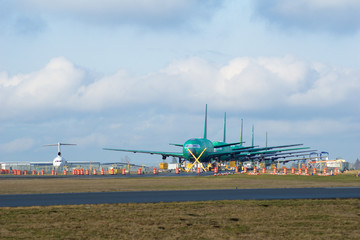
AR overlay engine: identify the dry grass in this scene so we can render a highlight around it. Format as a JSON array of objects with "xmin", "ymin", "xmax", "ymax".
[
  {"xmin": 0, "ymin": 173, "xmax": 359, "ymax": 195},
  {"xmin": 0, "ymin": 174, "xmax": 359, "ymax": 239},
  {"xmin": 0, "ymin": 199, "xmax": 359, "ymax": 239}
]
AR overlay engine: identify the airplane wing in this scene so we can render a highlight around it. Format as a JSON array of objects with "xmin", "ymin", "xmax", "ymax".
[
  {"xmin": 206, "ymin": 146, "xmax": 310, "ymax": 160},
  {"xmin": 232, "ymin": 143, "xmax": 303, "ymax": 151},
  {"xmin": 169, "ymin": 143, "xmax": 184, "ymax": 147},
  {"xmin": 235, "ymin": 146, "xmax": 310, "ymax": 157},
  {"xmin": 246, "ymin": 150, "xmax": 316, "ymax": 160},
  {"xmin": 213, "ymin": 142, "xmax": 242, "ymax": 148},
  {"xmin": 103, "ymin": 148, "xmax": 184, "ymax": 159},
  {"xmin": 263, "ymin": 150, "xmax": 316, "ymax": 158}
]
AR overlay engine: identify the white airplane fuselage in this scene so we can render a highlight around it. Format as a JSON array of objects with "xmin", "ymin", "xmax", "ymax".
[{"xmin": 53, "ymin": 155, "xmax": 66, "ymax": 167}]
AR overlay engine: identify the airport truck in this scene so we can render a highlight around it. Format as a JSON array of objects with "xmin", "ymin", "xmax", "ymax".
[{"xmin": 243, "ymin": 161, "xmax": 253, "ymax": 169}]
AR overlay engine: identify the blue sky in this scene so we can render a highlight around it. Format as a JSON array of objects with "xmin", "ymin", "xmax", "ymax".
[{"xmin": 0, "ymin": 0, "xmax": 359, "ymax": 165}]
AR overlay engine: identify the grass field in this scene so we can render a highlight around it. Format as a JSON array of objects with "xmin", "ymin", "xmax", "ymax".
[
  {"xmin": 0, "ymin": 173, "xmax": 359, "ymax": 239},
  {"xmin": 0, "ymin": 173, "xmax": 359, "ymax": 194},
  {"xmin": 1, "ymin": 199, "xmax": 359, "ymax": 239}
]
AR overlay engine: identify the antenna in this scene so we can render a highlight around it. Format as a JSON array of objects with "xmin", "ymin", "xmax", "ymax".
[
  {"xmin": 223, "ymin": 112, "xmax": 226, "ymax": 142},
  {"xmin": 203, "ymin": 104, "xmax": 207, "ymax": 139}
]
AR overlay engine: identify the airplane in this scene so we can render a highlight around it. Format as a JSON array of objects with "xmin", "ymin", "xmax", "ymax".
[
  {"xmin": 41, "ymin": 143, "xmax": 103, "ymax": 170},
  {"xmin": 104, "ymin": 105, "xmax": 311, "ymax": 171},
  {"xmin": 104, "ymin": 105, "xmax": 246, "ymax": 170},
  {"xmin": 44, "ymin": 143, "xmax": 77, "ymax": 167},
  {"xmin": 209, "ymin": 113, "xmax": 311, "ymax": 163}
]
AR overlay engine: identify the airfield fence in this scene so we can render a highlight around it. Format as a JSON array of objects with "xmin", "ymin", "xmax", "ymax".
[{"xmin": 0, "ymin": 163, "xmax": 151, "ymax": 175}]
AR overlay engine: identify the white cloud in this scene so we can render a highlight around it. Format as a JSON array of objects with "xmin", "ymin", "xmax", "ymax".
[
  {"xmin": 289, "ymin": 64, "xmax": 360, "ymax": 106},
  {"xmin": 0, "ymin": 56, "xmax": 359, "ymax": 120},
  {"xmin": 216, "ymin": 56, "xmax": 310, "ymax": 108},
  {"xmin": 253, "ymin": 0, "xmax": 360, "ymax": 33},
  {"xmin": 0, "ymin": 57, "xmax": 84, "ymax": 115}
]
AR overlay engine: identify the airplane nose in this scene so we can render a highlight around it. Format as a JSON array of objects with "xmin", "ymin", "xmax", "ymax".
[{"xmin": 188, "ymin": 148, "xmax": 197, "ymax": 158}]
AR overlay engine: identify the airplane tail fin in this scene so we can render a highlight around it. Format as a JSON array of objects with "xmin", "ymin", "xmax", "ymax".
[
  {"xmin": 240, "ymin": 119, "xmax": 243, "ymax": 146},
  {"xmin": 44, "ymin": 143, "xmax": 76, "ymax": 155},
  {"xmin": 266, "ymin": 132, "xmax": 268, "ymax": 149},
  {"xmin": 252, "ymin": 125, "xmax": 254, "ymax": 147},
  {"xmin": 223, "ymin": 112, "xmax": 226, "ymax": 142},
  {"xmin": 203, "ymin": 104, "xmax": 208, "ymax": 139}
]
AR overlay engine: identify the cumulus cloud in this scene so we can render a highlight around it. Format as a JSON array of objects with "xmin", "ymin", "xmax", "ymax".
[
  {"xmin": 0, "ymin": 57, "xmax": 84, "ymax": 115},
  {"xmin": 0, "ymin": 56, "xmax": 359, "ymax": 120},
  {"xmin": 289, "ymin": 63, "xmax": 360, "ymax": 106},
  {"xmin": 253, "ymin": 0, "xmax": 360, "ymax": 33},
  {"xmin": 13, "ymin": 0, "xmax": 221, "ymax": 28}
]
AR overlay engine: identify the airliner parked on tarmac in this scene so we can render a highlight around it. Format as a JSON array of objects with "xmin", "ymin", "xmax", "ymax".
[
  {"xmin": 43, "ymin": 143, "xmax": 76, "ymax": 167},
  {"xmin": 104, "ymin": 105, "xmax": 310, "ymax": 170}
]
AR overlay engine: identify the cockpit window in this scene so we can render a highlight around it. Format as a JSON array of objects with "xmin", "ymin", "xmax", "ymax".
[{"xmin": 185, "ymin": 144, "xmax": 200, "ymax": 148}]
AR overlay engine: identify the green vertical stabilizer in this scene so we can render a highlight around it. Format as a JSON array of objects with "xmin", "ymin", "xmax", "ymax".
[
  {"xmin": 203, "ymin": 104, "xmax": 207, "ymax": 139},
  {"xmin": 252, "ymin": 124, "xmax": 254, "ymax": 147},
  {"xmin": 223, "ymin": 112, "xmax": 226, "ymax": 142},
  {"xmin": 240, "ymin": 119, "xmax": 243, "ymax": 146}
]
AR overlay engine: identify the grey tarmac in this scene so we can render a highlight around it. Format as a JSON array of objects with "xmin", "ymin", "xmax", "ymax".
[{"xmin": 1, "ymin": 187, "xmax": 359, "ymax": 207}]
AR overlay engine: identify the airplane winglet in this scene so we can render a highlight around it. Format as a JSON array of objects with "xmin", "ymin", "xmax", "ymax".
[{"xmin": 169, "ymin": 143, "xmax": 184, "ymax": 147}]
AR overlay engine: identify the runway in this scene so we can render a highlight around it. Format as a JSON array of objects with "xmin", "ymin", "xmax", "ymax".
[{"xmin": 1, "ymin": 187, "xmax": 359, "ymax": 207}]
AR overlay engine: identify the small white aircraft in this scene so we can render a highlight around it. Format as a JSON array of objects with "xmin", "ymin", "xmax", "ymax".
[{"xmin": 44, "ymin": 143, "xmax": 76, "ymax": 167}]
